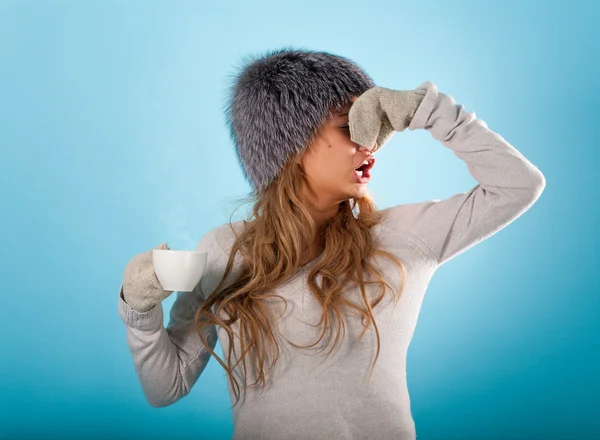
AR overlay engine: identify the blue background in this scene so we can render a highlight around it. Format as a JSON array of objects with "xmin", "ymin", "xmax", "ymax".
[{"xmin": 1, "ymin": 1, "xmax": 598, "ymax": 439}]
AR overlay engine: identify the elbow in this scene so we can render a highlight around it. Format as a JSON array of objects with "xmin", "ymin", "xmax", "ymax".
[
  {"xmin": 148, "ymin": 396, "xmax": 179, "ymax": 408},
  {"xmin": 148, "ymin": 400, "xmax": 166, "ymax": 408},
  {"xmin": 145, "ymin": 383, "xmax": 189, "ymax": 408},
  {"xmin": 513, "ymin": 168, "xmax": 545, "ymax": 212},
  {"xmin": 512, "ymin": 163, "xmax": 546, "ymax": 202},
  {"xmin": 149, "ymin": 401, "xmax": 170, "ymax": 408},
  {"xmin": 147, "ymin": 394, "xmax": 174, "ymax": 408},
  {"xmin": 497, "ymin": 168, "xmax": 546, "ymax": 214},
  {"xmin": 529, "ymin": 168, "xmax": 546, "ymax": 200}
]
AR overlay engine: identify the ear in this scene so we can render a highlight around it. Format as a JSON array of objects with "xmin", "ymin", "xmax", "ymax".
[{"xmin": 294, "ymin": 148, "xmax": 309, "ymax": 166}]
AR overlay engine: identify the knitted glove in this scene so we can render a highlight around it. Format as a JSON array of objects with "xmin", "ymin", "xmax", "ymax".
[
  {"xmin": 348, "ymin": 86, "xmax": 427, "ymax": 153},
  {"xmin": 120, "ymin": 242, "xmax": 175, "ymax": 313}
]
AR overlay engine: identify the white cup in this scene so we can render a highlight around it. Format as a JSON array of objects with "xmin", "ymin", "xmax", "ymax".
[{"xmin": 152, "ymin": 250, "xmax": 208, "ymax": 292}]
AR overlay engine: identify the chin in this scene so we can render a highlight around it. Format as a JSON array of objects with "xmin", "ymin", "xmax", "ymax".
[{"xmin": 348, "ymin": 184, "xmax": 369, "ymax": 199}]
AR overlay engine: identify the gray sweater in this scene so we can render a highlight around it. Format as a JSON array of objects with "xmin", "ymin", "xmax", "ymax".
[{"xmin": 118, "ymin": 81, "xmax": 546, "ymax": 440}]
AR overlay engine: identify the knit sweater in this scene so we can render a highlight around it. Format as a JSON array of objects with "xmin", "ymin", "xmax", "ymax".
[{"xmin": 118, "ymin": 81, "xmax": 545, "ymax": 440}]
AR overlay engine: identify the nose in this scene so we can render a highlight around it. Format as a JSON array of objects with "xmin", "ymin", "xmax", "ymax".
[{"xmin": 358, "ymin": 145, "xmax": 374, "ymax": 154}]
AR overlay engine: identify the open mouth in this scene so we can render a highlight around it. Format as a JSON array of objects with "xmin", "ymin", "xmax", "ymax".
[{"xmin": 354, "ymin": 156, "xmax": 375, "ymax": 183}]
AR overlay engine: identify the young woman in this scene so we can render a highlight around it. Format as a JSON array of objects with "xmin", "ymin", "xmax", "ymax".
[{"xmin": 118, "ymin": 47, "xmax": 546, "ymax": 440}]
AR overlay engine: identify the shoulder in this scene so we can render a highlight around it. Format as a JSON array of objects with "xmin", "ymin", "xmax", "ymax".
[
  {"xmin": 375, "ymin": 201, "xmax": 441, "ymax": 261},
  {"xmin": 378, "ymin": 200, "xmax": 442, "ymax": 227},
  {"xmin": 194, "ymin": 220, "xmax": 246, "ymax": 292},
  {"xmin": 195, "ymin": 219, "xmax": 246, "ymax": 257}
]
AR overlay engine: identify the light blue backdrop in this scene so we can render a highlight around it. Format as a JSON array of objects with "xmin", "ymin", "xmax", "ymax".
[{"xmin": 1, "ymin": 1, "xmax": 598, "ymax": 439}]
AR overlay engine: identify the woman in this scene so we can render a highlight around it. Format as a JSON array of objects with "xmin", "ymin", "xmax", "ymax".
[{"xmin": 118, "ymin": 47, "xmax": 545, "ymax": 439}]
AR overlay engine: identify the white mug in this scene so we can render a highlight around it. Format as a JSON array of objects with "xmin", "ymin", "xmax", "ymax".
[{"xmin": 152, "ymin": 250, "xmax": 208, "ymax": 292}]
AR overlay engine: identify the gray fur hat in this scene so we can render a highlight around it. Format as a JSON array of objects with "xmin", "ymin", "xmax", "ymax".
[{"xmin": 224, "ymin": 46, "xmax": 376, "ymax": 194}]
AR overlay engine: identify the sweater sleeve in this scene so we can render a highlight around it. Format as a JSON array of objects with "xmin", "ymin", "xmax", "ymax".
[
  {"xmin": 381, "ymin": 81, "xmax": 546, "ymax": 267},
  {"xmin": 117, "ymin": 231, "xmax": 220, "ymax": 407}
]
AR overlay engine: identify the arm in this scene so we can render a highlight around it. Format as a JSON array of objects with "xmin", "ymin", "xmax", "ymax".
[
  {"xmin": 381, "ymin": 81, "xmax": 546, "ymax": 266},
  {"xmin": 117, "ymin": 232, "xmax": 220, "ymax": 407}
]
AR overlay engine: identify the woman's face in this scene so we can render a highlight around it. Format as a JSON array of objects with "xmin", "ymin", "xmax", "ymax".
[{"xmin": 297, "ymin": 98, "xmax": 376, "ymax": 207}]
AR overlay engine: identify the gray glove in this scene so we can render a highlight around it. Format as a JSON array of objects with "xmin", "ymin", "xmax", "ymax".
[
  {"xmin": 348, "ymin": 86, "xmax": 427, "ymax": 153},
  {"xmin": 121, "ymin": 242, "xmax": 175, "ymax": 313}
]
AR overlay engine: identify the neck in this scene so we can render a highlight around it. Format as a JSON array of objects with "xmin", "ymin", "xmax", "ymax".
[
  {"xmin": 297, "ymin": 187, "xmax": 341, "ymax": 265},
  {"xmin": 300, "ymin": 242, "xmax": 323, "ymax": 267},
  {"xmin": 300, "ymin": 191, "xmax": 340, "ymax": 230}
]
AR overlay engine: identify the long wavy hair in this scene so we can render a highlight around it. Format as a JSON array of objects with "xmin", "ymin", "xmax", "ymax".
[{"xmin": 192, "ymin": 132, "xmax": 407, "ymax": 409}]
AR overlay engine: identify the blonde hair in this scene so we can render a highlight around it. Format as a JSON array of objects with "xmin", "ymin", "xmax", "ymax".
[{"xmin": 193, "ymin": 135, "xmax": 407, "ymax": 409}]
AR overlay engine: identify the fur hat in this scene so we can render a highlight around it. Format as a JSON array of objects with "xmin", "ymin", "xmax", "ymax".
[{"xmin": 224, "ymin": 46, "xmax": 376, "ymax": 194}]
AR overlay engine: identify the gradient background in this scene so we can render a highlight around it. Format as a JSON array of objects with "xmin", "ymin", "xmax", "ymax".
[{"xmin": 1, "ymin": 1, "xmax": 598, "ymax": 439}]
